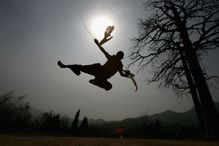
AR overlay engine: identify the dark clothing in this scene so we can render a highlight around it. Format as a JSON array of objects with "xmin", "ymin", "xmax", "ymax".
[
  {"xmin": 79, "ymin": 63, "xmax": 102, "ymax": 78},
  {"xmin": 102, "ymin": 55, "xmax": 123, "ymax": 79},
  {"xmin": 79, "ymin": 55, "xmax": 123, "ymax": 80}
]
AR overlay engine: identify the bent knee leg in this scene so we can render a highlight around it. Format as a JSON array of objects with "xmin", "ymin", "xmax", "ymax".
[
  {"xmin": 80, "ymin": 63, "xmax": 101, "ymax": 76},
  {"xmin": 105, "ymin": 82, "xmax": 112, "ymax": 91}
]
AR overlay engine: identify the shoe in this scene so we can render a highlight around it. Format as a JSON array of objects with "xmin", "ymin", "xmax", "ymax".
[
  {"xmin": 57, "ymin": 60, "xmax": 65, "ymax": 68},
  {"xmin": 70, "ymin": 65, "xmax": 81, "ymax": 76}
]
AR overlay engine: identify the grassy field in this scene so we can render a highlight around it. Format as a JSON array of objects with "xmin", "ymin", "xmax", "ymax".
[{"xmin": 0, "ymin": 134, "xmax": 219, "ymax": 146}]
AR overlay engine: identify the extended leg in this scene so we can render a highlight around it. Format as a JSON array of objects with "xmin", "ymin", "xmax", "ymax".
[
  {"xmin": 57, "ymin": 60, "xmax": 66, "ymax": 68},
  {"xmin": 57, "ymin": 60, "xmax": 81, "ymax": 76},
  {"xmin": 58, "ymin": 61, "xmax": 101, "ymax": 77},
  {"xmin": 79, "ymin": 63, "xmax": 101, "ymax": 76},
  {"xmin": 89, "ymin": 78, "xmax": 112, "ymax": 91}
]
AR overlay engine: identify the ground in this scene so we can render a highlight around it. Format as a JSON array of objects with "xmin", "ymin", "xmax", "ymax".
[{"xmin": 0, "ymin": 134, "xmax": 219, "ymax": 146}]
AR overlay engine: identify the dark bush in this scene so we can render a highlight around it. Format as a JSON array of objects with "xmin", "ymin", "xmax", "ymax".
[{"xmin": 0, "ymin": 91, "xmax": 31, "ymax": 131}]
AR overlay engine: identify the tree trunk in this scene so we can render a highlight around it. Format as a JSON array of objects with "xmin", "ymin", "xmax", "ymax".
[
  {"xmin": 179, "ymin": 48, "xmax": 209, "ymax": 138},
  {"xmin": 181, "ymin": 28, "xmax": 219, "ymax": 138},
  {"xmin": 172, "ymin": 7, "xmax": 219, "ymax": 138}
]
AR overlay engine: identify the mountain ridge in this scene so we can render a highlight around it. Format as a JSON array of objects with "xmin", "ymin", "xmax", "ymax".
[{"xmin": 89, "ymin": 102, "xmax": 219, "ymax": 127}]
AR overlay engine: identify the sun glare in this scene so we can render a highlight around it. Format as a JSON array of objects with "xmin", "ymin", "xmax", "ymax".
[{"xmin": 91, "ymin": 16, "xmax": 113, "ymax": 39}]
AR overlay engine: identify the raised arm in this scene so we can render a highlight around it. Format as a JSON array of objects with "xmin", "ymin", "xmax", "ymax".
[{"xmin": 94, "ymin": 39, "xmax": 111, "ymax": 59}]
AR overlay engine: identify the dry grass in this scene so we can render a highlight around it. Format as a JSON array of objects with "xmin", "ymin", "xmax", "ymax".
[{"xmin": 0, "ymin": 134, "xmax": 219, "ymax": 146}]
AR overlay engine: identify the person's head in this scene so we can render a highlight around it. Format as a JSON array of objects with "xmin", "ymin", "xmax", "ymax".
[{"xmin": 116, "ymin": 51, "xmax": 124, "ymax": 60}]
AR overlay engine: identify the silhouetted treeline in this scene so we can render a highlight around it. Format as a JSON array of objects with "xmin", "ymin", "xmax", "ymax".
[
  {"xmin": 0, "ymin": 91, "xmax": 209, "ymax": 138},
  {"xmin": 40, "ymin": 113, "xmax": 60, "ymax": 132},
  {"xmin": 87, "ymin": 119, "xmax": 202, "ymax": 139},
  {"xmin": 0, "ymin": 91, "xmax": 31, "ymax": 131},
  {"xmin": 38, "ymin": 109, "xmax": 88, "ymax": 135},
  {"xmin": 0, "ymin": 91, "xmax": 88, "ymax": 135}
]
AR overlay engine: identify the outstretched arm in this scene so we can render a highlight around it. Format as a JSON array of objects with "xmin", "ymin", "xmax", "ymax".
[
  {"xmin": 120, "ymin": 69, "xmax": 138, "ymax": 92},
  {"xmin": 94, "ymin": 39, "xmax": 111, "ymax": 59}
]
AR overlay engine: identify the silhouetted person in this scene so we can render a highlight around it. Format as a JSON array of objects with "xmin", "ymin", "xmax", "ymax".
[{"xmin": 57, "ymin": 39, "xmax": 130, "ymax": 90}]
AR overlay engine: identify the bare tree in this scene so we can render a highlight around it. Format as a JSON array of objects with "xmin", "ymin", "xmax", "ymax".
[
  {"xmin": 129, "ymin": 0, "xmax": 219, "ymax": 138},
  {"xmin": 0, "ymin": 91, "xmax": 31, "ymax": 130}
]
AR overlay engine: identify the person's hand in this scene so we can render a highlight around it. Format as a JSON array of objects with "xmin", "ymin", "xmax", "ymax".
[
  {"xmin": 94, "ymin": 39, "xmax": 99, "ymax": 45},
  {"xmin": 125, "ymin": 70, "xmax": 135, "ymax": 77},
  {"xmin": 125, "ymin": 70, "xmax": 130, "ymax": 74},
  {"xmin": 122, "ymin": 70, "xmax": 130, "ymax": 77}
]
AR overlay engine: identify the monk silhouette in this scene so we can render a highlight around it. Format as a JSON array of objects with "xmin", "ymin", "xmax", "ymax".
[{"xmin": 57, "ymin": 39, "xmax": 131, "ymax": 90}]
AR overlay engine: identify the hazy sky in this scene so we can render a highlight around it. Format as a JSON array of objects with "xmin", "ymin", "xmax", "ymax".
[{"xmin": 1, "ymin": 0, "xmax": 219, "ymax": 121}]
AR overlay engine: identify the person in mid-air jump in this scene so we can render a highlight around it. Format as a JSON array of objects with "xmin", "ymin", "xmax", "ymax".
[{"xmin": 57, "ymin": 38, "xmax": 131, "ymax": 90}]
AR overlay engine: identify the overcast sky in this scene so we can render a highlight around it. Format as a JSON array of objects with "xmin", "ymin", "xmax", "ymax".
[{"xmin": 1, "ymin": 0, "xmax": 219, "ymax": 121}]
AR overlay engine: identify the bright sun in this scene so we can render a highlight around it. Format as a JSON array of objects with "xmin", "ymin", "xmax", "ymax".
[{"xmin": 91, "ymin": 16, "xmax": 113, "ymax": 38}]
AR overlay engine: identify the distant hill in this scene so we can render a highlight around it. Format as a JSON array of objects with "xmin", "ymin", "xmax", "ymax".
[
  {"xmin": 89, "ymin": 102, "xmax": 219, "ymax": 129},
  {"xmin": 30, "ymin": 102, "xmax": 219, "ymax": 129},
  {"xmin": 88, "ymin": 118, "xmax": 106, "ymax": 125}
]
